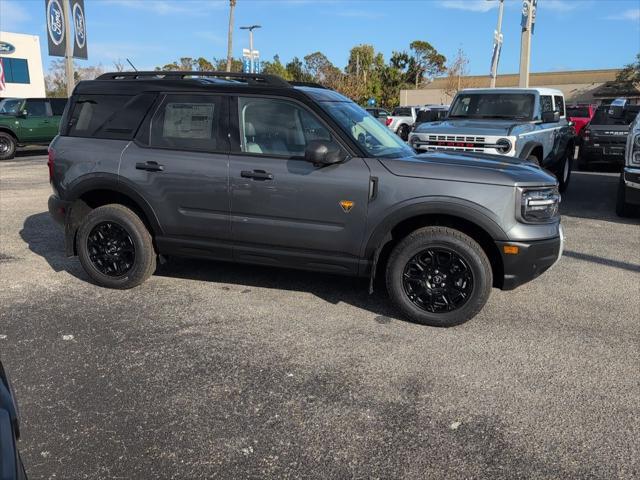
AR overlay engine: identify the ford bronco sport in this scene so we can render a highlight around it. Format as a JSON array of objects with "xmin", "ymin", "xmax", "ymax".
[
  {"xmin": 48, "ymin": 71, "xmax": 563, "ymax": 327},
  {"xmin": 0, "ymin": 97, "xmax": 67, "ymax": 160},
  {"xmin": 409, "ymin": 88, "xmax": 576, "ymax": 192}
]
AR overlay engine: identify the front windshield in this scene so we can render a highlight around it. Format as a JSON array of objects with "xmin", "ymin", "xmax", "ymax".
[
  {"xmin": 449, "ymin": 93, "xmax": 534, "ymax": 120},
  {"xmin": 0, "ymin": 99, "xmax": 22, "ymax": 115},
  {"xmin": 320, "ymin": 101, "xmax": 414, "ymax": 158}
]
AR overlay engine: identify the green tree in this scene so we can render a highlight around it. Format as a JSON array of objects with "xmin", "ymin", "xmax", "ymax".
[
  {"xmin": 617, "ymin": 53, "xmax": 640, "ymax": 84},
  {"xmin": 262, "ymin": 55, "xmax": 291, "ymax": 80},
  {"xmin": 409, "ymin": 40, "xmax": 446, "ymax": 87},
  {"xmin": 196, "ymin": 57, "xmax": 214, "ymax": 71},
  {"xmin": 285, "ymin": 57, "xmax": 312, "ymax": 82}
]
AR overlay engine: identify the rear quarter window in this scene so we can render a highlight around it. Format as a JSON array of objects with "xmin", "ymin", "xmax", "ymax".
[{"xmin": 66, "ymin": 94, "xmax": 156, "ymax": 140}]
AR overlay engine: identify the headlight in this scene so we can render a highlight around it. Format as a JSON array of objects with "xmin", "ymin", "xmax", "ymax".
[
  {"xmin": 496, "ymin": 138, "xmax": 512, "ymax": 154},
  {"xmin": 633, "ymin": 134, "xmax": 640, "ymax": 164},
  {"xmin": 634, "ymin": 134, "xmax": 640, "ymax": 149},
  {"xmin": 517, "ymin": 187, "xmax": 561, "ymax": 223}
]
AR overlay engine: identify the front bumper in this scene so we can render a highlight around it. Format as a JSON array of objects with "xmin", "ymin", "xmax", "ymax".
[
  {"xmin": 497, "ymin": 226, "xmax": 563, "ymax": 290},
  {"xmin": 622, "ymin": 167, "xmax": 640, "ymax": 206}
]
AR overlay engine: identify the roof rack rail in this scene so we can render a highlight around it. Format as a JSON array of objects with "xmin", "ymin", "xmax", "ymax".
[
  {"xmin": 289, "ymin": 81, "xmax": 327, "ymax": 89},
  {"xmin": 95, "ymin": 71, "xmax": 291, "ymax": 87}
]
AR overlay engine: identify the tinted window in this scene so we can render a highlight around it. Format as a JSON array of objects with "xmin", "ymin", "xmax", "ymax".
[
  {"xmin": 0, "ymin": 99, "xmax": 23, "ymax": 114},
  {"xmin": 567, "ymin": 107, "xmax": 590, "ymax": 118},
  {"xmin": 68, "ymin": 95, "xmax": 131, "ymax": 137},
  {"xmin": 25, "ymin": 100, "xmax": 49, "ymax": 117},
  {"xmin": 591, "ymin": 106, "xmax": 640, "ymax": 126},
  {"xmin": 449, "ymin": 93, "xmax": 534, "ymax": 120},
  {"xmin": 49, "ymin": 98, "xmax": 68, "ymax": 116},
  {"xmin": 150, "ymin": 94, "xmax": 220, "ymax": 151},
  {"xmin": 554, "ymin": 96, "xmax": 565, "ymax": 116},
  {"xmin": 392, "ymin": 107, "xmax": 412, "ymax": 117},
  {"xmin": 238, "ymin": 97, "xmax": 335, "ymax": 157},
  {"xmin": 540, "ymin": 95, "xmax": 553, "ymax": 113},
  {"xmin": 1, "ymin": 58, "xmax": 30, "ymax": 84}
]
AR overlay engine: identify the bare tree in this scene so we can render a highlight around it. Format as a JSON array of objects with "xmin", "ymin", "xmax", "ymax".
[
  {"xmin": 444, "ymin": 48, "xmax": 473, "ymax": 99},
  {"xmin": 226, "ymin": 0, "xmax": 236, "ymax": 72},
  {"xmin": 113, "ymin": 59, "xmax": 125, "ymax": 72}
]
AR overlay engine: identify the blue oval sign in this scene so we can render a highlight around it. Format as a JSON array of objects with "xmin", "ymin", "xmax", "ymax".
[
  {"xmin": 47, "ymin": 0, "xmax": 65, "ymax": 47},
  {"xmin": 73, "ymin": 3, "xmax": 86, "ymax": 49},
  {"xmin": 0, "ymin": 41, "xmax": 15, "ymax": 55}
]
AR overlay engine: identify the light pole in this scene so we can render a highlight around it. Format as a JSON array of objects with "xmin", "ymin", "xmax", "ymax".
[
  {"xmin": 240, "ymin": 24, "xmax": 261, "ymax": 73},
  {"xmin": 519, "ymin": 0, "xmax": 537, "ymax": 88},
  {"xmin": 489, "ymin": 0, "xmax": 505, "ymax": 88}
]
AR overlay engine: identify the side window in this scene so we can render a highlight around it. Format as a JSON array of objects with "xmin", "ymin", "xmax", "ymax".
[
  {"xmin": 553, "ymin": 96, "xmax": 565, "ymax": 116},
  {"xmin": 150, "ymin": 94, "xmax": 221, "ymax": 152},
  {"xmin": 49, "ymin": 98, "xmax": 68, "ymax": 116},
  {"xmin": 238, "ymin": 97, "xmax": 335, "ymax": 157},
  {"xmin": 25, "ymin": 99, "xmax": 49, "ymax": 117},
  {"xmin": 67, "ymin": 95, "xmax": 131, "ymax": 137},
  {"xmin": 540, "ymin": 95, "xmax": 553, "ymax": 114}
]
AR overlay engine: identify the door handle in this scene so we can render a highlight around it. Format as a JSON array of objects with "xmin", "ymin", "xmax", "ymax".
[
  {"xmin": 241, "ymin": 169, "xmax": 273, "ymax": 181},
  {"xmin": 135, "ymin": 161, "xmax": 164, "ymax": 172}
]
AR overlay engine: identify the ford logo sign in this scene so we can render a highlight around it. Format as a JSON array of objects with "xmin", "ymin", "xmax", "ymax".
[
  {"xmin": 73, "ymin": 2, "xmax": 86, "ymax": 49},
  {"xmin": 47, "ymin": 0, "xmax": 65, "ymax": 46},
  {"xmin": 0, "ymin": 41, "xmax": 16, "ymax": 55}
]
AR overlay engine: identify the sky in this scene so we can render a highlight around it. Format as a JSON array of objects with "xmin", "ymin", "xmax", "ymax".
[{"xmin": 1, "ymin": 0, "xmax": 639, "ymax": 75}]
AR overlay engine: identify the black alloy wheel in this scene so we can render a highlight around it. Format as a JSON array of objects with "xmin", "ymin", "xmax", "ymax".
[
  {"xmin": 402, "ymin": 247, "xmax": 474, "ymax": 313},
  {"xmin": 86, "ymin": 221, "xmax": 136, "ymax": 277}
]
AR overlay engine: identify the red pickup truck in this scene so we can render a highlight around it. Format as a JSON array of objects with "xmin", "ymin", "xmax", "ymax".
[{"xmin": 567, "ymin": 104, "xmax": 596, "ymax": 136}]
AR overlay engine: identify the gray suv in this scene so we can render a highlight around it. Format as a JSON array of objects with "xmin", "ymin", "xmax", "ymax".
[{"xmin": 48, "ymin": 71, "xmax": 563, "ymax": 327}]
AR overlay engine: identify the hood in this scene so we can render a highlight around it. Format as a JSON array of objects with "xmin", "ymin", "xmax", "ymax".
[
  {"xmin": 414, "ymin": 118, "xmax": 521, "ymax": 136},
  {"xmin": 379, "ymin": 151, "xmax": 557, "ymax": 187}
]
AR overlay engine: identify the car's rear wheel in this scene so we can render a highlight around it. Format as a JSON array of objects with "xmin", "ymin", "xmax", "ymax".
[
  {"xmin": 77, "ymin": 204, "xmax": 156, "ymax": 289},
  {"xmin": 386, "ymin": 226, "xmax": 492, "ymax": 327},
  {"xmin": 0, "ymin": 132, "xmax": 17, "ymax": 160},
  {"xmin": 397, "ymin": 124, "xmax": 410, "ymax": 141},
  {"xmin": 558, "ymin": 148, "xmax": 572, "ymax": 193},
  {"xmin": 526, "ymin": 154, "xmax": 540, "ymax": 165}
]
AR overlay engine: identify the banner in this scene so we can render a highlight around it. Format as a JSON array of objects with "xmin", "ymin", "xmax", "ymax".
[
  {"xmin": 71, "ymin": 0, "xmax": 88, "ymax": 59},
  {"xmin": 45, "ymin": 0, "xmax": 67, "ymax": 57},
  {"xmin": 0, "ymin": 59, "xmax": 5, "ymax": 93}
]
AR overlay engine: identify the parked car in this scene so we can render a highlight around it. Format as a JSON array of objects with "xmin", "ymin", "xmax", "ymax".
[
  {"xmin": 365, "ymin": 107, "xmax": 390, "ymax": 125},
  {"xmin": 386, "ymin": 106, "xmax": 420, "ymax": 140},
  {"xmin": 616, "ymin": 113, "xmax": 640, "ymax": 217},
  {"xmin": 0, "ymin": 98, "xmax": 67, "ymax": 160},
  {"xmin": 412, "ymin": 105, "xmax": 449, "ymax": 131},
  {"xmin": 48, "ymin": 71, "xmax": 563, "ymax": 327},
  {"xmin": 408, "ymin": 88, "xmax": 576, "ymax": 192},
  {"xmin": 578, "ymin": 98, "xmax": 640, "ymax": 170},
  {"xmin": 566, "ymin": 103, "xmax": 596, "ymax": 136},
  {"xmin": 0, "ymin": 360, "xmax": 27, "ymax": 480}
]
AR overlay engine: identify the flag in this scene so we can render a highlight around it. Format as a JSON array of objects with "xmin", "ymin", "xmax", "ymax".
[{"xmin": 0, "ymin": 59, "xmax": 6, "ymax": 93}]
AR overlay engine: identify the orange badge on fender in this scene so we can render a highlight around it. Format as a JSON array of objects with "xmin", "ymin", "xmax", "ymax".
[{"xmin": 339, "ymin": 200, "xmax": 354, "ymax": 213}]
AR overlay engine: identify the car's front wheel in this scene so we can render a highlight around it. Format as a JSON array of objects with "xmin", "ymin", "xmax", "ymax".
[
  {"xmin": 557, "ymin": 148, "xmax": 572, "ymax": 193},
  {"xmin": 0, "ymin": 132, "xmax": 17, "ymax": 160},
  {"xmin": 77, "ymin": 204, "xmax": 156, "ymax": 289},
  {"xmin": 386, "ymin": 226, "xmax": 493, "ymax": 327},
  {"xmin": 397, "ymin": 124, "xmax": 410, "ymax": 141},
  {"xmin": 616, "ymin": 173, "xmax": 634, "ymax": 217}
]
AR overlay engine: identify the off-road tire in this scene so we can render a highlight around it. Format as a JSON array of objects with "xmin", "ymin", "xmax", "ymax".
[
  {"xmin": 398, "ymin": 124, "xmax": 410, "ymax": 141},
  {"xmin": 557, "ymin": 148, "xmax": 572, "ymax": 193},
  {"xmin": 526, "ymin": 154, "xmax": 540, "ymax": 165},
  {"xmin": 0, "ymin": 132, "xmax": 17, "ymax": 160},
  {"xmin": 386, "ymin": 226, "xmax": 493, "ymax": 327},
  {"xmin": 77, "ymin": 204, "xmax": 156, "ymax": 289}
]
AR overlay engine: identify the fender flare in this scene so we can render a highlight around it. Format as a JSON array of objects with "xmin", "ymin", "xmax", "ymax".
[
  {"xmin": 0, "ymin": 126, "xmax": 19, "ymax": 141},
  {"xmin": 362, "ymin": 197, "xmax": 508, "ymax": 260},
  {"xmin": 65, "ymin": 173, "xmax": 164, "ymax": 236},
  {"xmin": 518, "ymin": 141, "xmax": 544, "ymax": 161}
]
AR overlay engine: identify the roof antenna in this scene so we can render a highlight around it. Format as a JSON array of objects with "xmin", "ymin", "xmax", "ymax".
[{"xmin": 126, "ymin": 58, "xmax": 138, "ymax": 72}]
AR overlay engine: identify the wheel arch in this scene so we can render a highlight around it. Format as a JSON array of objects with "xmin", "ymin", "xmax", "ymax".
[
  {"xmin": 519, "ymin": 141, "xmax": 544, "ymax": 162},
  {"xmin": 364, "ymin": 200, "xmax": 507, "ymax": 289},
  {"xmin": 64, "ymin": 175, "xmax": 163, "ymax": 255}
]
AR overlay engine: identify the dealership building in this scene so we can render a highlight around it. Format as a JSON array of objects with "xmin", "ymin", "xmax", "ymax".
[
  {"xmin": 401, "ymin": 68, "xmax": 640, "ymax": 106},
  {"xmin": 0, "ymin": 31, "xmax": 46, "ymax": 99}
]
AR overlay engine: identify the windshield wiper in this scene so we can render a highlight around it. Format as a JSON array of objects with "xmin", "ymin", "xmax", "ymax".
[{"xmin": 478, "ymin": 115, "xmax": 528, "ymax": 120}]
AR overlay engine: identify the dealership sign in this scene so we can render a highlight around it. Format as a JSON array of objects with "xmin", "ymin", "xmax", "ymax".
[
  {"xmin": 0, "ymin": 42, "xmax": 16, "ymax": 55},
  {"xmin": 44, "ymin": 0, "xmax": 88, "ymax": 59},
  {"xmin": 72, "ymin": 0, "xmax": 88, "ymax": 59}
]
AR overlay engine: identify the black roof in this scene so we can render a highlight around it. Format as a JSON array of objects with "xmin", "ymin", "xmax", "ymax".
[{"xmin": 75, "ymin": 71, "xmax": 352, "ymax": 103}]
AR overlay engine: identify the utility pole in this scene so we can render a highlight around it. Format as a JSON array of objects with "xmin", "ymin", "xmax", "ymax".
[
  {"xmin": 489, "ymin": 0, "xmax": 505, "ymax": 88},
  {"xmin": 240, "ymin": 25, "xmax": 261, "ymax": 73},
  {"xmin": 226, "ymin": 0, "xmax": 236, "ymax": 72},
  {"xmin": 62, "ymin": 0, "xmax": 74, "ymax": 96},
  {"xmin": 519, "ymin": 0, "xmax": 535, "ymax": 88}
]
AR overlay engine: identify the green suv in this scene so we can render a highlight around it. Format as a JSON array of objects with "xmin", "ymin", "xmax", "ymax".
[{"xmin": 0, "ymin": 97, "xmax": 67, "ymax": 160}]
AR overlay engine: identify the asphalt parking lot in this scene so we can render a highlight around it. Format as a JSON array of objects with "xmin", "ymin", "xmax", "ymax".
[{"xmin": 1, "ymin": 153, "xmax": 639, "ymax": 479}]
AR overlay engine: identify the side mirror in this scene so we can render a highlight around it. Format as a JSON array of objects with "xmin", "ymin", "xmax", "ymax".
[
  {"xmin": 542, "ymin": 110, "xmax": 560, "ymax": 123},
  {"xmin": 304, "ymin": 140, "xmax": 343, "ymax": 165},
  {"xmin": 18, "ymin": 110, "xmax": 28, "ymax": 118}
]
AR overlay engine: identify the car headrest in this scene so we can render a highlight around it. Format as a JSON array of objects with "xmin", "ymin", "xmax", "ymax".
[{"xmin": 244, "ymin": 121, "xmax": 256, "ymax": 137}]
